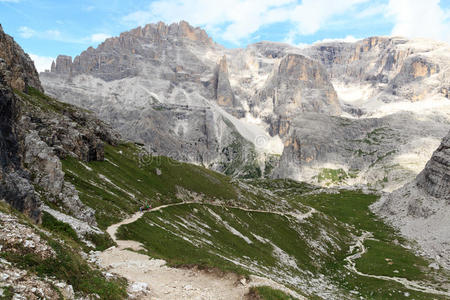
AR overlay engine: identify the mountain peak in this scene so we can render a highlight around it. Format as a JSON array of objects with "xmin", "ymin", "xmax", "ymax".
[
  {"xmin": 123, "ymin": 20, "xmax": 214, "ymax": 45},
  {"xmin": 46, "ymin": 20, "xmax": 215, "ymax": 80},
  {"xmin": 0, "ymin": 24, "xmax": 42, "ymax": 92}
]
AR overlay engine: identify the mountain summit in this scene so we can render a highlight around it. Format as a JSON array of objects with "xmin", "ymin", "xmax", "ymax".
[{"xmin": 41, "ymin": 21, "xmax": 450, "ymax": 191}]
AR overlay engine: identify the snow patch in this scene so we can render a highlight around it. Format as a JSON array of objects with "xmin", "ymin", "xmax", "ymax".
[
  {"xmin": 211, "ymin": 103, "xmax": 284, "ymax": 155},
  {"xmin": 333, "ymin": 81, "xmax": 374, "ymax": 105}
]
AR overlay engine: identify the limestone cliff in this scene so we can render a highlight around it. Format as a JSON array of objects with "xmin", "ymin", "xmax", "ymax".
[
  {"xmin": 0, "ymin": 25, "xmax": 120, "ymax": 224},
  {"xmin": 252, "ymin": 53, "xmax": 340, "ymax": 120},
  {"xmin": 0, "ymin": 71, "xmax": 41, "ymax": 222},
  {"xmin": 372, "ymin": 130, "xmax": 450, "ymax": 268},
  {"xmin": 0, "ymin": 24, "xmax": 42, "ymax": 92},
  {"xmin": 305, "ymin": 36, "xmax": 450, "ymax": 102},
  {"xmin": 416, "ymin": 131, "xmax": 450, "ymax": 199},
  {"xmin": 48, "ymin": 21, "xmax": 215, "ymax": 82},
  {"xmin": 40, "ymin": 21, "xmax": 450, "ymax": 187},
  {"xmin": 214, "ymin": 55, "xmax": 237, "ymax": 107},
  {"xmin": 0, "ymin": 25, "xmax": 42, "ymax": 222}
]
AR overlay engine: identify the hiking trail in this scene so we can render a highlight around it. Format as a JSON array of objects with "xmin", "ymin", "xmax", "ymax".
[
  {"xmin": 345, "ymin": 232, "xmax": 450, "ymax": 297},
  {"xmin": 100, "ymin": 201, "xmax": 307, "ymax": 299}
]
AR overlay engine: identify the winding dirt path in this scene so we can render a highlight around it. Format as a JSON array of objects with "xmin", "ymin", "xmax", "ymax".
[
  {"xmin": 99, "ymin": 202, "xmax": 307, "ymax": 300},
  {"xmin": 345, "ymin": 232, "xmax": 450, "ymax": 297},
  {"xmin": 102, "ymin": 201, "xmax": 448, "ymax": 298}
]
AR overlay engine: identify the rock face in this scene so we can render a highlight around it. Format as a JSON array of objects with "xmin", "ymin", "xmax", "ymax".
[
  {"xmin": 39, "ymin": 22, "xmax": 343, "ymax": 177},
  {"xmin": 0, "ymin": 31, "xmax": 41, "ymax": 222},
  {"xmin": 214, "ymin": 55, "xmax": 236, "ymax": 107},
  {"xmin": 304, "ymin": 36, "xmax": 450, "ymax": 103},
  {"xmin": 372, "ymin": 130, "xmax": 450, "ymax": 268},
  {"xmin": 0, "ymin": 25, "xmax": 119, "ymax": 224},
  {"xmin": 252, "ymin": 54, "xmax": 340, "ymax": 118},
  {"xmin": 416, "ymin": 131, "xmax": 450, "ymax": 198},
  {"xmin": 40, "ymin": 21, "xmax": 274, "ymax": 176},
  {"xmin": 51, "ymin": 55, "xmax": 73, "ymax": 74},
  {"xmin": 0, "ymin": 24, "xmax": 42, "ymax": 92},
  {"xmin": 48, "ymin": 21, "xmax": 214, "ymax": 82}
]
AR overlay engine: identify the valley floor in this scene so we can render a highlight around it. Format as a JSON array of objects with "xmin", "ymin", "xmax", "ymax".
[{"xmin": 99, "ymin": 201, "xmax": 450, "ymax": 300}]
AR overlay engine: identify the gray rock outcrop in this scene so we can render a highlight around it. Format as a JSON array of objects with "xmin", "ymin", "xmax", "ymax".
[
  {"xmin": 51, "ymin": 55, "xmax": 73, "ymax": 74},
  {"xmin": 372, "ymin": 130, "xmax": 450, "ymax": 268},
  {"xmin": 305, "ymin": 36, "xmax": 450, "ymax": 102},
  {"xmin": 0, "ymin": 28, "xmax": 41, "ymax": 222},
  {"xmin": 0, "ymin": 25, "xmax": 119, "ymax": 224},
  {"xmin": 214, "ymin": 55, "xmax": 237, "ymax": 107},
  {"xmin": 0, "ymin": 24, "xmax": 42, "ymax": 92},
  {"xmin": 252, "ymin": 53, "xmax": 340, "ymax": 118},
  {"xmin": 416, "ymin": 131, "xmax": 450, "ymax": 198}
]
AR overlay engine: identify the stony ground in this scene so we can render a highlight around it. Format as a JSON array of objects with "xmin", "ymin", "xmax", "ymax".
[{"xmin": 0, "ymin": 211, "xmax": 74, "ymax": 299}]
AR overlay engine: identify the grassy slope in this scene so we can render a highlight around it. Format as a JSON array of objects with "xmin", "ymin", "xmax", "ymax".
[
  {"xmin": 62, "ymin": 143, "xmax": 238, "ymax": 229},
  {"xmin": 248, "ymin": 286, "xmax": 298, "ymax": 300},
  {"xmin": 16, "ymin": 87, "xmax": 89, "ymax": 115},
  {"xmin": 117, "ymin": 203, "xmax": 348, "ymax": 277},
  {"xmin": 118, "ymin": 186, "xmax": 449, "ymax": 300},
  {"xmin": 294, "ymin": 190, "xmax": 449, "ymax": 299}
]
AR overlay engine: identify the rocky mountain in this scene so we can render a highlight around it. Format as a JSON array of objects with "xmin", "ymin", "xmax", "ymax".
[
  {"xmin": 0, "ymin": 23, "xmax": 136, "ymax": 299},
  {"xmin": 0, "ymin": 24, "xmax": 44, "ymax": 223},
  {"xmin": 1, "ymin": 23, "xmax": 450, "ymax": 299},
  {"xmin": 305, "ymin": 36, "xmax": 449, "ymax": 104},
  {"xmin": 416, "ymin": 131, "xmax": 450, "ymax": 199},
  {"xmin": 41, "ymin": 21, "xmax": 450, "ymax": 192},
  {"xmin": 250, "ymin": 53, "xmax": 341, "ymax": 122},
  {"xmin": 0, "ymin": 63, "xmax": 41, "ymax": 222},
  {"xmin": 0, "ymin": 25, "xmax": 42, "ymax": 92}
]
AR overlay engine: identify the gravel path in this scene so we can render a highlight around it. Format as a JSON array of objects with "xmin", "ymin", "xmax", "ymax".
[{"xmin": 100, "ymin": 202, "xmax": 307, "ymax": 300}]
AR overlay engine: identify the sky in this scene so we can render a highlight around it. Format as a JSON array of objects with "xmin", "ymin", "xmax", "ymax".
[{"xmin": 1, "ymin": 0, "xmax": 450, "ymax": 72}]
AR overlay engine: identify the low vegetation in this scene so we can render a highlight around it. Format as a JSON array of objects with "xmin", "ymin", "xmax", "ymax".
[
  {"xmin": 16, "ymin": 87, "xmax": 88, "ymax": 115},
  {"xmin": 117, "ymin": 185, "xmax": 449, "ymax": 299},
  {"xmin": 62, "ymin": 143, "xmax": 238, "ymax": 228},
  {"xmin": 247, "ymin": 286, "xmax": 298, "ymax": 300},
  {"xmin": 0, "ymin": 202, "xmax": 127, "ymax": 300}
]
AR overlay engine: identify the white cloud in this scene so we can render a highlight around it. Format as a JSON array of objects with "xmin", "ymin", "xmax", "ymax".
[
  {"xmin": 356, "ymin": 3, "xmax": 387, "ymax": 19},
  {"xmin": 288, "ymin": 0, "xmax": 369, "ymax": 35},
  {"xmin": 45, "ymin": 29, "xmax": 61, "ymax": 39},
  {"xmin": 123, "ymin": 0, "xmax": 293, "ymax": 44},
  {"xmin": 121, "ymin": 0, "xmax": 450, "ymax": 45},
  {"xmin": 386, "ymin": 0, "xmax": 450, "ymax": 42},
  {"xmin": 17, "ymin": 26, "xmax": 108, "ymax": 45},
  {"xmin": 83, "ymin": 5, "xmax": 95, "ymax": 12},
  {"xmin": 18, "ymin": 26, "xmax": 35, "ymax": 38},
  {"xmin": 122, "ymin": 0, "xmax": 369, "ymax": 44},
  {"xmin": 313, "ymin": 35, "xmax": 360, "ymax": 44},
  {"xmin": 29, "ymin": 53, "xmax": 54, "ymax": 72},
  {"xmin": 18, "ymin": 26, "xmax": 61, "ymax": 40},
  {"xmin": 90, "ymin": 33, "xmax": 111, "ymax": 43}
]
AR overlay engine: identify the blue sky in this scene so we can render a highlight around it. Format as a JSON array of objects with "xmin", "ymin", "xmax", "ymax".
[{"xmin": 1, "ymin": 0, "xmax": 449, "ymax": 71}]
